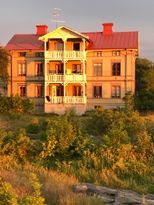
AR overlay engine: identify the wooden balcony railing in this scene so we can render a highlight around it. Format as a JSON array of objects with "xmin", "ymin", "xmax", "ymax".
[
  {"xmin": 46, "ymin": 74, "xmax": 86, "ymax": 82},
  {"xmin": 46, "ymin": 96, "xmax": 86, "ymax": 104},
  {"xmin": 45, "ymin": 51, "xmax": 86, "ymax": 60}
]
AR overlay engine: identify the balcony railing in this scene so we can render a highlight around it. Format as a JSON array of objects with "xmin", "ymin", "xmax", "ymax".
[
  {"xmin": 46, "ymin": 74, "xmax": 86, "ymax": 82},
  {"xmin": 46, "ymin": 96, "xmax": 86, "ymax": 104},
  {"xmin": 65, "ymin": 96, "xmax": 86, "ymax": 104},
  {"xmin": 45, "ymin": 51, "xmax": 86, "ymax": 60}
]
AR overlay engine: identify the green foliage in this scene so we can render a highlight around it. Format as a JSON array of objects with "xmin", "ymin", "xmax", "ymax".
[
  {"xmin": 0, "ymin": 47, "xmax": 9, "ymax": 95},
  {"xmin": 38, "ymin": 111, "xmax": 92, "ymax": 166},
  {"xmin": 0, "ymin": 173, "xmax": 46, "ymax": 205},
  {"xmin": 0, "ymin": 182, "xmax": 18, "ymax": 205},
  {"xmin": 0, "ymin": 109, "xmax": 154, "ymax": 196},
  {"xmin": 135, "ymin": 58, "xmax": 154, "ymax": 110},
  {"xmin": 0, "ymin": 129, "xmax": 34, "ymax": 162},
  {"xmin": 123, "ymin": 91, "xmax": 135, "ymax": 111},
  {"xmin": 0, "ymin": 95, "xmax": 34, "ymax": 114},
  {"xmin": 18, "ymin": 173, "xmax": 46, "ymax": 205}
]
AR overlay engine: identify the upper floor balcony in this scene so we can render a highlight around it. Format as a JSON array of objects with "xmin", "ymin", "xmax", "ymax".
[
  {"xmin": 46, "ymin": 73, "xmax": 86, "ymax": 83},
  {"xmin": 45, "ymin": 50, "xmax": 86, "ymax": 61}
]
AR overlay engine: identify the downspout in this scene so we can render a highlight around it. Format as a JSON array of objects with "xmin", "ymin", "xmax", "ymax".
[{"xmin": 124, "ymin": 49, "xmax": 127, "ymax": 95}]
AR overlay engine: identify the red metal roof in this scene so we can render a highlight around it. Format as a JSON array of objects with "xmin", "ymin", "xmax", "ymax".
[
  {"xmin": 82, "ymin": 31, "xmax": 138, "ymax": 50},
  {"xmin": 5, "ymin": 28, "xmax": 138, "ymax": 51},
  {"xmin": 5, "ymin": 34, "xmax": 44, "ymax": 50}
]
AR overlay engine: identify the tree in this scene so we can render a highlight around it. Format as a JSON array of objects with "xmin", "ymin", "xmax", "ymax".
[
  {"xmin": 0, "ymin": 47, "xmax": 9, "ymax": 95},
  {"xmin": 135, "ymin": 57, "xmax": 154, "ymax": 110}
]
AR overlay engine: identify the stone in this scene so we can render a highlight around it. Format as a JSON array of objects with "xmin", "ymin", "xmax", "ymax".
[{"xmin": 73, "ymin": 183, "xmax": 154, "ymax": 205}]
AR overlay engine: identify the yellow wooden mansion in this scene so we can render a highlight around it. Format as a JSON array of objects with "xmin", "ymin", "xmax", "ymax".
[{"xmin": 5, "ymin": 23, "xmax": 138, "ymax": 114}]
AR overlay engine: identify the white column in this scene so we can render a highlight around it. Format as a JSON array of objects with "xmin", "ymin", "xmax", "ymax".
[
  {"xmin": 63, "ymin": 40, "xmax": 66, "ymax": 75},
  {"xmin": 44, "ymin": 41, "xmax": 47, "ymax": 99},
  {"xmin": 82, "ymin": 60, "xmax": 86, "ymax": 75},
  {"xmin": 82, "ymin": 38, "xmax": 86, "ymax": 59},
  {"xmin": 63, "ymin": 39, "xmax": 66, "ymax": 103}
]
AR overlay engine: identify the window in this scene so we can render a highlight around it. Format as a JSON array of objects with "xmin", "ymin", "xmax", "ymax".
[
  {"xmin": 94, "ymin": 105, "xmax": 101, "ymax": 109},
  {"xmin": 18, "ymin": 62, "xmax": 26, "ymax": 76},
  {"xmin": 55, "ymin": 64, "xmax": 64, "ymax": 73},
  {"xmin": 111, "ymin": 86, "xmax": 121, "ymax": 98},
  {"xmin": 46, "ymin": 41, "xmax": 49, "ymax": 50},
  {"xmin": 19, "ymin": 85, "xmax": 26, "ymax": 97},
  {"xmin": 73, "ymin": 86, "xmax": 81, "ymax": 96},
  {"xmin": 112, "ymin": 62, "xmax": 121, "ymax": 76},
  {"xmin": 94, "ymin": 63, "xmax": 102, "ymax": 76},
  {"xmin": 36, "ymin": 85, "xmax": 43, "ymax": 97},
  {"xmin": 57, "ymin": 41, "xmax": 64, "ymax": 50},
  {"xmin": 94, "ymin": 51, "xmax": 102, "ymax": 57},
  {"xmin": 36, "ymin": 62, "xmax": 43, "ymax": 76},
  {"xmin": 73, "ymin": 43, "xmax": 80, "ymax": 51},
  {"xmin": 35, "ymin": 52, "xmax": 44, "ymax": 57},
  {"xmin": 112, "ymin": 50, "xmax": 120, "ymax": 56},
  {"xmin": 72, "ymin": 64, "xmax": 81, "ymax": 73},
  {"xmin": 19, "ymin": 52, "xmax": 26, "ymax": 57},
  {"xmin": 56, "ymin": 86, "xmax": 64, "ymax": 96},
  {"xmin": 93, "ymin": 86, "xmax": 102, "ymax": 98}
]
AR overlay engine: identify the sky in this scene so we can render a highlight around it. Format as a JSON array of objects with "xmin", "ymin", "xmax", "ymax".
[{"xmin": 0, "ymin": 0, "xmax": 154, "ymax": 61}]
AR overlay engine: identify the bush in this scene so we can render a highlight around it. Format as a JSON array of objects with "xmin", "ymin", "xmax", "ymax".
[
  {"xmin": 0, "ymin": 182, "xmax": 18, "ymax": 205},
  {"xmin": 0, "ymin": 95, "xmax": 34, "ymax": 114}
]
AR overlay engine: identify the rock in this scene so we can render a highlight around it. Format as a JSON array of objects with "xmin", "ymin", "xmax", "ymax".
[
  {"xmin": 73, "ymin": 183, "xmax": 154, "ymax": 205},
  {"xmin": 116, "ymin": 190, "xmax": 144, "ymax": 204},
  {"xmin": 73, "ymin": 184, "xmax": 88, "ymax": 193}
]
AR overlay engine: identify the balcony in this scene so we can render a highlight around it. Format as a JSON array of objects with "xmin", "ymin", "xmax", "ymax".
[
  {"xmin": 45, "ymin": 51, "xmax": 86, "ymax": 60},
  {"xmin": 46, "ymin": 96, "xmax": 86, "ymax": 104},
  {"xmin": 46, "ymin": 74, "xmax": 86, "ymax": 83}
]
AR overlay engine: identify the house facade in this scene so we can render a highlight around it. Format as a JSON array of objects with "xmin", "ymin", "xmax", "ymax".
[{"xmin": 5, "ymin": 23, "xmax": 138, "ymax": 114}]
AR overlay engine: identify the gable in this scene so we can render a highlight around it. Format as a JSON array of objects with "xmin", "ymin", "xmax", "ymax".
[{"xmin": 39, "ymin": 26, "xmax": 89, "ymax": 42}]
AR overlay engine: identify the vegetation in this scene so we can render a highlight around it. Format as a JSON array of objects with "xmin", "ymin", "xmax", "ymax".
[
  {"xmin": 0, "ymin": 47, "xmax": 9, "ymax": 95},
  {"xmin": 0, "ymin": 106, "xmax": 154, "ymax": 204},
  {"xmin": 135, "ymin": 57, "xmax": 154, "ymax": 111},
  {"xmin": 0, "ymin": 95, "xmax": 34, "ymax": 115}
]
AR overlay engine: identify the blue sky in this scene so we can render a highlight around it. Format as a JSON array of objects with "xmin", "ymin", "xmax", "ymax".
[{"xmin": 0, "ymin": 0, "xmax": 154, "ymax": 61}]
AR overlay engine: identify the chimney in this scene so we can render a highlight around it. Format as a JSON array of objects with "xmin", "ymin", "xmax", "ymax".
[
  {"xmin": 36, "ymin": 25, "xmax": 48, "ymax": 35},
  {"xmin": 102, "ymin": 23, "xmax": 113, "ymax": 35}
]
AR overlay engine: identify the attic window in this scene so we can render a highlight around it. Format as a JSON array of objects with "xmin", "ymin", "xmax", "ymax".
[
  {"xmin": 19, "ymin": 52, "xmax": 26, "ymax": 57},
  {"xmin": 112, "ymin": 50, "xmax": 120, "ymax": 56},
  {"xmin": 35, "ymin": 52, "xmax": 44, "ymax": 57},
  {"xmin": 94, "ymin": 51, "xmax": 102, "ymax": 57}
]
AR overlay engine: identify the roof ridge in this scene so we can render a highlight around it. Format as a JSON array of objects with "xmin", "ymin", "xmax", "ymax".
[{"xmin": 13, "ymin": 34, "xmax": 42, "ymax": 36}]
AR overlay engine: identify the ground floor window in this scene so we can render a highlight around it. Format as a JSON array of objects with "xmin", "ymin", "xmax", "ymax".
[
  {"xmin": 36, "ymin": 85, "xmax": 44, "ymax": 97},
  {"xmin": 111, "ymin": 86, "xmax": 121, "ymax": 98},
  {"xmin": 19, "ymin": 85, "xmax": 26, "ymax": 97},
  {"xmin": 93, "ymin": 86, "xmax": 102, "ymax": 98}
]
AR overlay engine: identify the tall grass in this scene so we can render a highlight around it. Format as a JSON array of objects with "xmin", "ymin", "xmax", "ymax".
[{"xmin": 0, "ymin": 156, "xmax": 103, "ymax": 205}]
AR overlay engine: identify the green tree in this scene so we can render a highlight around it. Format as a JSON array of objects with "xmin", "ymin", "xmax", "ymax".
[
  {"xmin": 135, "ymin": 58, "xmax": 154, "ymax": 110},
  {"xmin": 0, "ymin": 47, "xmax": 9, "ymax": 95}
]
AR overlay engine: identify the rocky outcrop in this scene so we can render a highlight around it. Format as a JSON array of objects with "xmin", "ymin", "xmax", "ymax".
[{"xmin": 73, "ymin": 183, "xmax": 154, "ymax": 205}]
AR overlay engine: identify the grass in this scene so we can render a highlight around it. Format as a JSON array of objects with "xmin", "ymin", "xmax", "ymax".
[{"xmin": 0, "ymin": 156, "xmax": 103, "ymax": 205}]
